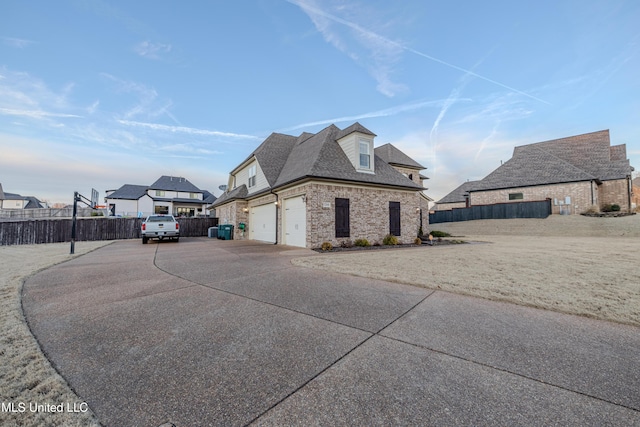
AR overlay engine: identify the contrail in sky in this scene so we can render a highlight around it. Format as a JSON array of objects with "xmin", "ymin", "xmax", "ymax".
[
  {"xmin": 289, "ymin": 0, "xmax": 550, "ymax": 105},
  {"xmin": 281, "ymin": 98, "xmax": 469, "ymax": 132}
]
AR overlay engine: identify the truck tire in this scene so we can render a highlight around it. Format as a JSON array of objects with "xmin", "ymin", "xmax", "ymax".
[{"xmin": 142, "ymin": 236, "xmax": 148, "ymax": 244}]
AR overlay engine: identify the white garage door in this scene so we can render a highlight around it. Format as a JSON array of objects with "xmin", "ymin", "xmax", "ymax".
[
  {"xmin": 284, "ymin": 196, "xmax": 307, "ymax": 248},
  {"xmin": 250, "ymin": 203, "xmax": 276, "ymax": 243}
]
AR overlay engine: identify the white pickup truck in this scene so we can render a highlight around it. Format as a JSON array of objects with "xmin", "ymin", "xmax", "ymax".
[{"xmin": 141, "ymin": 214, "xmax": 180, "ymax": 244}]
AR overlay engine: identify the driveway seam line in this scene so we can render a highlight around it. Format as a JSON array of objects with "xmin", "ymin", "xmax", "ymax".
[
  {"xmin": 380, "ymin": 334, "xmax": 640, "ymax": 413},
  {"xmin": 246, "ymin": 291, "xmax": 437, "ymax": 425}
]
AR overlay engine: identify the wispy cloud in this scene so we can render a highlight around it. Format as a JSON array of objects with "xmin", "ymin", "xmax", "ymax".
[
  {"xmin": 117, "ymin": 119, "xmax": 261, "ymax": 140},
  {"xmin": 133, "ymin": 40, "xmax": 172, "ymax": 60},
  {"xmin": 289, "ymin": 0, "xmax": 548, "ymax": 104},
  {"xmin": 101, "ymin": 73, "xmax": 171, "ymax": 120},
  {"xmin": 0, "ymin": 107, "xmax": 82, "ymax": 119},
  {"xmin": 289, "ymin": 0, "xmax": 406, "ymax": 97},
  {"xmin": 282, "ymin": 98, "xmax": 468, "ymax": 132},
  {"xmin": 1, "ymin": 37, "xmax": 35, "ymax": 48}
]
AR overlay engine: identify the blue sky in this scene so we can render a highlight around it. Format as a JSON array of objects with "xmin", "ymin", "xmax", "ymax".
[{"xmin": 1, "ymin": 0, "xmax": 638, "ymax": 204}]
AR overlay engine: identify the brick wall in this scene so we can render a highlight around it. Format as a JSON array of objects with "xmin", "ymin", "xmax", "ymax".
[
  {"xmin": 434, "ymin": 202, "xmax": 467, "ymax": 211},
  {"xmin": 302, "ymin": 182, "xmax": 425, "ymax": 247},
  {"xmin": 470, "ymin": 181, "xmax": 594, "ymax": 215},
  {"xmin": 216, "ymin": 181, "xmax": 428, "ymax": 247},
  {"xmin": 390, "ymin": 166, "xmax": 422, "ymax": 186},
  {"xmin": 599, "ymin": 179, "xmax": 631, "ymax": 211}
]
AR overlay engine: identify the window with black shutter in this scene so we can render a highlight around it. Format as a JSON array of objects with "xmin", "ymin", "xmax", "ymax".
[
  {"xmin": 335, "ymin": 198, "xmax": 350, "ymax": 238},
  {"xmin": 389, "ymin": 201, "xmax": 401, "ymax": 236}
]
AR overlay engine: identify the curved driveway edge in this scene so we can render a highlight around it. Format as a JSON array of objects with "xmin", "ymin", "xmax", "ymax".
[{"xmin": 22, "ymin": 238, "xmax": 640, "ymax": 426}]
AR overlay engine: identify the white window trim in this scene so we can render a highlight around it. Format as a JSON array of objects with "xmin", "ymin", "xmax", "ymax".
[
  {"xmin": 248, "ymin": 164, "xmax": 257, "ymax": 188},
  {"xmin": 358, "ymin": 139, "xmax": 372, "ymax": 171}
]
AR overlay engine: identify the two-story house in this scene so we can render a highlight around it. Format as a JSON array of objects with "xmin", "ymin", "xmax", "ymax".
[
  {"xmin": 212, "ymin": 122, "xmax": 430, "ymax": 248},
  {"xmin": 0, "ymin": 183, "xmax": 45, "ymax": 209},
  {"xmin": 105, "ymin": 176, "xmax": 216, "ymax": 217}
]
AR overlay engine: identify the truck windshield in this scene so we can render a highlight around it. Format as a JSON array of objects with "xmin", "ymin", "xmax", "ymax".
[{"xmin": 147, "ymin": 216, "xmax": 171, "ymax": 222}]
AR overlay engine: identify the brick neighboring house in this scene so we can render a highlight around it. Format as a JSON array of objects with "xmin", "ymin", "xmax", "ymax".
[
  {"xmin": 632, "ymin": 177, "xmax": 640, "ymax": 211},
  {"xmin": 438, "ymin": 130, "xmax": 634, "ymax": 215},
  {"xmin": 433, "ymin": 181, "xmax": 479, "ymax": 211},
  {"xmin": 0, "ymin": 183, "xmax": 45, "ymax": 209},
  {"xmin": 105, "ymin": 176, "xmax": 216, "ymax": 217},
  {"xmin": 211, "ymin": 122, "xmax": 430, "ymax": 248}
]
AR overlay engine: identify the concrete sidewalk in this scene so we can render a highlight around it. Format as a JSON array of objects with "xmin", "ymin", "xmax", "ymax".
[{"xmin": 22, "ymin": 238, "xmax": 640, "ymax": 426}]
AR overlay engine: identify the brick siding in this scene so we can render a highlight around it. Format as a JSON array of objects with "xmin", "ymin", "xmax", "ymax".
[{"xmin": 469, "ymin": 179, "xmax": 632, "ymax": 214}]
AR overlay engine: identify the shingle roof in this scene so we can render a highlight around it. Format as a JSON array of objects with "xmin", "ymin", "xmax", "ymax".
[
  {"xmin": 375, "ymin": 143, "xmax": 425, "ymax": 169},
  {"xmin": 252, "ymin": 133, "xmax": 298, "ymax": 186},
  {"xmin": 272, "ymin": 124, "xmax": 424, "ymax": 189},
  {"xmin": 212, "ymin": 184, "xmax": 248, "ymax": 206},
  {"xmin": 436, "ymin": 181, "xmax": 480, "ymax": 204},
  {"xmin": 202, "ymin": 191, "xmax": 217, "ymax": 204},
  {"xmin": 213, "ymin": 123, "xmax": 425, "ymax": 207},
  {"xmin": 471, "ymin": 130, "xmax": 632, "ymax": 192},
  {"xmin": 149, "ymin": 176, "xmax": 201, "ymax": 192},
  {"xmin": 334, "ymin": 122, "xmax": 376, "ymax": 140},
  {"xmin": 106, "ymin": 184, "xmax": 149, "ymax": 200}
]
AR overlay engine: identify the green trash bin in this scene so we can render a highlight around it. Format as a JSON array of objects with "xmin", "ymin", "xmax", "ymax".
[{"xmin": 219, "ymin": 224, "xmax": 234, "ymax": 240}]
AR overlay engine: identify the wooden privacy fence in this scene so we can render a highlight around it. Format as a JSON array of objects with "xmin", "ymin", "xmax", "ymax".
[
  {"xmin": 0, "ymin": 217, "xmax": 219, "ymax": 246},
  {"xmin": 429, "ymin": 199, "xmax": 552, "ymax": 224}
]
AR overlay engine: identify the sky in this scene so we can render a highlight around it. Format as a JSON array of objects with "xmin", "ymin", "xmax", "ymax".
[{"xmin": 1, "ymin": 0, "xmax": 639, "ymax": 205}]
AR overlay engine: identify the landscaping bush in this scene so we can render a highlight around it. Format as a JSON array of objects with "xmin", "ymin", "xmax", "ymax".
[
  {"xmin": 354, "ymin": 238, "xmax": 370, "ymax": 247},
  {"xmin": 582, "ymin": 205, "xmax": 599, "ymax": 215},
  {"xmin": 382, "ymin": 234, "xmax": 398, "ymax": 245},
  {"xmin": 320, "ymin": 241, "xmax": 333, "ymax": 251},
  {"xmin": 339, "ymin": 239, "xmax": 353, "ymax": 248},
  {"xmin": 414, "ymin": 237, "xmax": 422, "ymax": 245},
  {"xmin": 611, "ymin": 204, "xmax": 621, "ymax": 212},
  {"xmin": 601, "ymin": 204, "xmax": 613, "ymax": 212},
  {"xmin": 429, "ymin": 230, "xmax": 451, "ymax": 238}
]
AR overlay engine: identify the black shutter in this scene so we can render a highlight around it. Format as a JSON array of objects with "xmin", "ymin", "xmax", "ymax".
[
  {"xmin": 335, "ymin": 198, "xmax": 350, "ymax": 238},
  {"xmin": 389, "ymin": 201, "xmax": 401, "ymax": 236}
]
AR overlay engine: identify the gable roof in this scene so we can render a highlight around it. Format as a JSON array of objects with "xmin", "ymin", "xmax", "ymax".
[
  {"xmin": 334, "ymin": 121, "xmax": 376, "ymax": 140},
  {"xmin": 214, "ymin": 123, "xmax": 425, "ymax": 207},
  {"xmin": 211, "ymin": 184, "xmax": 248, "ymax": 206},
  {"xmin": 471, "ymin": 130, "xmax": 632, "ymax": 192},
  {"xmin": 1, "ymin": 192, "xmax": 44, "ymax": 208},
  {"xmin": 107, "ymin": 184, "xmax": 149, "ymax": 200},
  {"xmin": 436, "ymin": 181, "xmax": 480, "ymax": 204},
  {"xmin": 272, "ymin": 124, "xmax": 424, "ymax": 189},
  {"xmin": 375, "ymin": 143, "xmax": 425, "ymax": 169},
  {"xmin": 251, "ymin": 133, "xmax": 298, "ymax": 186},
  {"xmin": 149, "ymin": 176, "xmax": 201, "ymax": 193}
]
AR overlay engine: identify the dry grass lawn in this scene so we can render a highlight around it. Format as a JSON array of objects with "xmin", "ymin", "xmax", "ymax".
[
  {"xmin": 1, "ymin": 241, "xmax": 112, "ymax": 427},
  {"xmin": 293, "ymin": 216, "xmax": 640, "ymax": 327}
]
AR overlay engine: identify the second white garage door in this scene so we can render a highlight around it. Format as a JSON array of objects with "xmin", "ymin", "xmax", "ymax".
[
  {"xmin": 283, "ymin": 196, "xmax": 307, "ymax": 248},
  {"xmin": 250, "ymin": 203, "xmax": 276, "ymax": 243}
]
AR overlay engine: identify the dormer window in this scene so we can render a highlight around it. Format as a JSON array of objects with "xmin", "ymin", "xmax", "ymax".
[{"xmin": 359, "ymin": 139, "xmax": 371, "ymax": 169}]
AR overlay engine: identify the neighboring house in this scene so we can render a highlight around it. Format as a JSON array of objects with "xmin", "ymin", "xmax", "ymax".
[
  {"xmin": 444, "ymin": 130, "xmax": 634, "ymax": 215},
  {"xmin": 105, "ymin": 176, "xmax": 216, "ymax": 217},
  {"xmin": 0, "ymin": 183, "xmax": 45, "ymax": 209},
  {"xmin": 211, "ymin": 122, "xmax": 429, "ymax": 248},
  {"xmin": 434, "ymin": 181, "xmax": 479, "ymax": 211},
  {"xmin": 632, "ymin": 177, "xmax": 640, "ymax": 211}
]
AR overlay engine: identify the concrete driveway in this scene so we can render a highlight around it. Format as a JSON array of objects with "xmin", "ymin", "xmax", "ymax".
[{"xmin": 22, "ymin": 238, "xmax": 640, "ymax": 426}]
